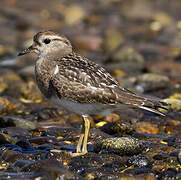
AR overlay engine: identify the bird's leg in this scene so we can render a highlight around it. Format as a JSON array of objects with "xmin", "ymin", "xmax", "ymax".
[
  {"xmin": 81, "ymin": 115, "xmax": 90, "ymax": 154},
  {"xmin": 76, "ymin": 133, "xmax": 84, "ymax": 153},
  {"xmin": 76, "ymin": 118, "xmax": 86, "ymax": 153},
  {"xmin": 72, "ymin": 115, "xmax": 90, "ymax": 157}
]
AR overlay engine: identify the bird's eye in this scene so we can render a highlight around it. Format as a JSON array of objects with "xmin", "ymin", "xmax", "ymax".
[
  {"xmin": 43, "ymin": 38, "xmax": 51, "ymax": 44},
  {"xmin": 64, "ymin": 40, "xmax": 69, "ymax": 46}
]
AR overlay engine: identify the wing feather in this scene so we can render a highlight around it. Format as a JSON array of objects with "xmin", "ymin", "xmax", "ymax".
[{"xmin": 50, "ymin": 52, "xmax": 168, "ymax": 116}]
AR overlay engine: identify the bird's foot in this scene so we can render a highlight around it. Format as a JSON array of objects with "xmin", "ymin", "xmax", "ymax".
[{"xmin": 70, "ymin": 150, "xmax": 88, "ymax": 157}]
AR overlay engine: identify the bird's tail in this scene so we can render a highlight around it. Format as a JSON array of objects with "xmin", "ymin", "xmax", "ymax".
[
  {"xmin": 137, "ymin": 100, "xmax": 168, "ymax": 116},
  {"xmin": 117, "ymin": 89, "xmax": 169, "ymax": 116}
]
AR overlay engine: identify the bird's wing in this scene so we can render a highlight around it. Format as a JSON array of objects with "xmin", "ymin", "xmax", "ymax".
[
  {"xmin": 50, "ymin": 53, "xmax": 168, "ymax": 115},
  {"xmin": 50, "ymin": 52, "xmax": 130, "ymax": 104}
]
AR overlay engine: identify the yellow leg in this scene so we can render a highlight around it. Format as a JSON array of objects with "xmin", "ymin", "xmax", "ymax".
[
  {"xmin": 72, "ymin": 115, "xmax": 90, "ymax": 157},
  {"xmin": 76, "ymin": 133, "xmax": 84, "ymax": 153},
  {"xmin": 82, "ymin": 116, "xmax": 90, "ymax": 154}
]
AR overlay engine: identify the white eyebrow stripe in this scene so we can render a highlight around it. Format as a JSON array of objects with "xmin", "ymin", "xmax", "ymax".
[{"xmin": 54, "ymin": 65, "xmax": 59, "ymax": 75}]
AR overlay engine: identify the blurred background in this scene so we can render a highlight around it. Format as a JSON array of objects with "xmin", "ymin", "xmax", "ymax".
[
  {"xmin": 0, "ymin": 0, "xmax": 181, "ymax": 97},
  {"xmin": 0, "ymin": 0, "xmax": 180, "ymax": 179}
]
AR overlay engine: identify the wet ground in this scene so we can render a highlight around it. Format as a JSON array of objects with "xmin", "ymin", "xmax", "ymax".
[{"xmin": 0, "ymin": 0, "xmax": 180, "ymax": 179}]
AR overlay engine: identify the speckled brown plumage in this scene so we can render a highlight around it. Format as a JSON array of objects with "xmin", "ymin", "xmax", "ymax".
[
  {"xmin": 19, "ymin": 30, "xmax": 167, "ymax": 116},
  {"xmin": 34, "ymin": 50, "xmax": 167, "ymax": 115}
]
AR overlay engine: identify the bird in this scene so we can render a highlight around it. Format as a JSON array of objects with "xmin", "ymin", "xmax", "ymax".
[{"xmin": 18, "ymin": 30, "xmax": 168, "ymax": 156}]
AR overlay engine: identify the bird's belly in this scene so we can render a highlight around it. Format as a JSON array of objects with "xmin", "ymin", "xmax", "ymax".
[{"xmin": 50, "ymin": 96, "xmax": 114, "ymax": 115}]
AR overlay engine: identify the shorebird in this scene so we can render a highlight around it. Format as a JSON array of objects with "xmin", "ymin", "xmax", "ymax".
[{"xmin": 18, "ymin": 30, "xmax": 167, "ymax": 156}]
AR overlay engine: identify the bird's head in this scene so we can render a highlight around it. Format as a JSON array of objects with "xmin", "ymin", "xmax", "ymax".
[{"xmin": 18, "ymin": 30, "xmax": 72, "ymax": 57}]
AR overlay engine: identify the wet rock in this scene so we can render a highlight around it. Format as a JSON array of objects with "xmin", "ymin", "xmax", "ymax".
[
  {"xmin": 1, "ymin": 149, "xmax": 22, "ymax": 163},
  {"xmin": 46, "ymin": 150, "xmax": 72, "ymax": 164},
  {"xmin": 111, "ymin": 69, "xmax": 126, "ymax": 78},
  {"xmin": 164, "ymin": 157, "xmax": 180, "ymax": 170},
  {"xmin": 104, "ymin": 28, "xmax": 124, "ymax": 52},
  {"xmin": 158, "ymin": 168, "xmax": 178, "ymax": 180},
  {"xmin": 105, "ymin": 46, "xmax": 144, "ymax": 75},
  {"xmin": 0, "ymin": 78, "xmax": 7, "ymax": 94},
  {"xmin": 150, "ymin": 61, "xmax": 181, "ymax": 76},
  {"xmin": 21, "ymin": 159, "xmax": 84, "ymax": 179},
  {"xmin": 153, "ymin": 153, "xmax": 169, "ymax": 160},
  {"xmin": 105, "ymin": 61, "xmax": 144, "ymax": 76},
  {"xmin": 69, "ymin": 153, "xmax": 128, "ymax": 178},
  {"xmin": 113, "ymin": 46, "xmax": 144, "ymax": 64},
  {"xmin": 19, "ymin": 80, "xmax": 42, "ymax": 103},
  {"xmin": 0, "ymin": 97, "xmax": 24, "ymax": 114},
  {"xmin": 82, "ymin": 166, "xmax": 121, "ymax": 180},
  {"xmin": 0, "ymin": 115, "xmax": 37, "ymax": 130},
  {"xmin": 0, "ymin": 44, "xmax": 15, "ymax": 57},
  {"xmin": 127, "ymin": 155, "xmax": 152, "ymax": 168},
  {"xmin": 135, "ymin": 122, "xmax": 159, "ymax": 134},
  {"xmin": 16, "ymin": 140, "xmax": 35, "ymax": 153},
  {"xmin": 164, "ymin": 132, "xmax": 181, "ymax": 149},
  {"xmin": 68, "ymin": 114, "xmax": 83, "ymax": 125},
  {"xmin": 29, "ymin": 136, "xmax": 60, "ymax": 145},
  {"xmin": 132, "ymin": 131, "xmax": 162, "ymax": 141},
  {"xmin": 72, "ymin": 35, "xmax": 103, "ymax": 51},
  {"xmin": 70, "ymin": 153, "xmax": 107, "ymax": 168},
  {"xmin": 165, "ymin": 119, "xmax": 181, "ymax": 134},
  {"xmin": 153, "ymin": 12, "xmax": 173, "ymax": 27},
  {"xmin": 12, "ymin": 160, "xmax": 33, "ymax": 170},
  {"xmin": 122, "ymin": 0, "xmax": 153, "ymax": 20},
  {"xmin": 90, "ymin": 128, "xmax": 112, "ymax": 142},
  {"xmin": 96, "ymin": 137, "xmax": 146, "ymax": 156},
  {"xmin": 163, "ymin": 98, "xmax": 181, "ymax": 112},
  {"xmin": 0, "ymin": 71, "xmax": 26, "ymax": 97},
  {"xmin": 45, "ymin": 127, "xmax": 80, "ymax": 141},
  {"xmin": 31, "ymin": 107, "xmax": 63, "ymax": 121},
  {"xmin": 63, "ymin": 5, "xmax": 86, "ymax": 25},
  {"xmin": 135, "ymin": 73, "xmax": 169, "ymax": 93},
  {"xmin": 2, "ymin": 149, "xmax": 48, "ymax": 164},
  {"xmin": 124, "ymin": 167, "xmax": 154, "ymax": 175},
  {"xmin": 0, "ymin": 127, "xmax": 30, "ymax": 140},
  {"xmin": 18, "ymin": 65, "xmax": 34, "ymax": 79},
  {"xmin": 0, "ymin": 132, "xmax": 16, "ymax": 144},
  {"xmin": 100, "ymin": 120, "xmax": 134, "ymax": 135}
]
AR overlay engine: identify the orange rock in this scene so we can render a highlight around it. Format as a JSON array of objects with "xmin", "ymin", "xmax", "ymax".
[{"xmin": 135, "ymin": 122, "xmax": 158, "ymax": 134}]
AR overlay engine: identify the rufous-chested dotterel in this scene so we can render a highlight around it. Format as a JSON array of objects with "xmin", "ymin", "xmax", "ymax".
[{"xmin": 18, "ymin": 30, "xmax": 168, "ymax": 156}]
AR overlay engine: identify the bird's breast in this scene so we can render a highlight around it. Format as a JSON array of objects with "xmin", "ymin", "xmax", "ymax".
[{"xmin": 35, "ymin": 60, "xmax": 54, "ymax": 98}]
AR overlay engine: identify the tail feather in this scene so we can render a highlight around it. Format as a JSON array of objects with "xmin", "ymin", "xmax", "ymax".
[
  {"xmin": 138, "ymin": 105, "xmax": 166, "ymax": 116},
  {"xmin": 117, "ymin": 88, "xmax": 169, "ymax": 116},
  {"xmin": 138, "ymin": 99, "xmax": 169, "ymax": 116}
]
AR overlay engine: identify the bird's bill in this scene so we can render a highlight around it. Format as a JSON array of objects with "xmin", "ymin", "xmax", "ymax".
[{"xmin": 18, "ymin": 45, "xmax": 34, "ymax": 56}]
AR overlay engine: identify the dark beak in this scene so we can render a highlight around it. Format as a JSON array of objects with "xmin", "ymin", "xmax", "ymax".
[{"xmin": 18, "ymin": 45, "xmax": 34, "ymax": 56}]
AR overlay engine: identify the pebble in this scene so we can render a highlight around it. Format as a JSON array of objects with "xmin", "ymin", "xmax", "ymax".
[
  {"xmin": 100, "ymin": 120, "xmax": 134, "ymax": 135},
  {"xmin": 113, "ymin": 46, "xmax": 144, "ymax": 64},
  {"xmin": 135, "ymin": 122, "xmax": 159, "ymax": 134},
  {"xmin": 0, "ymin": 115, "xmax": 37, "ymax": 130},
  {"xmin": 96, "ymin": 137, "xmax": 146, "ymax": 156},
  {"xmin": 135, "ymin": 73, "xmax": 169, "ymax": 93},
  {"xmin": 163, "ymin": 98, "xmax": 181, "ymax": 112},
  {"xmin": 64, "ymin": 5, "xmax": 86, "ymax": 25},
  {"xmin": 127, "ymin": 155, "xmax": 152, "ymax": 168}
]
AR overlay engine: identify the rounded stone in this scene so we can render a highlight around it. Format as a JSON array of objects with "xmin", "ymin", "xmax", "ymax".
[{"xmin": 98, "ymin": 137, "xmax": 146, "ymax": 156}]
